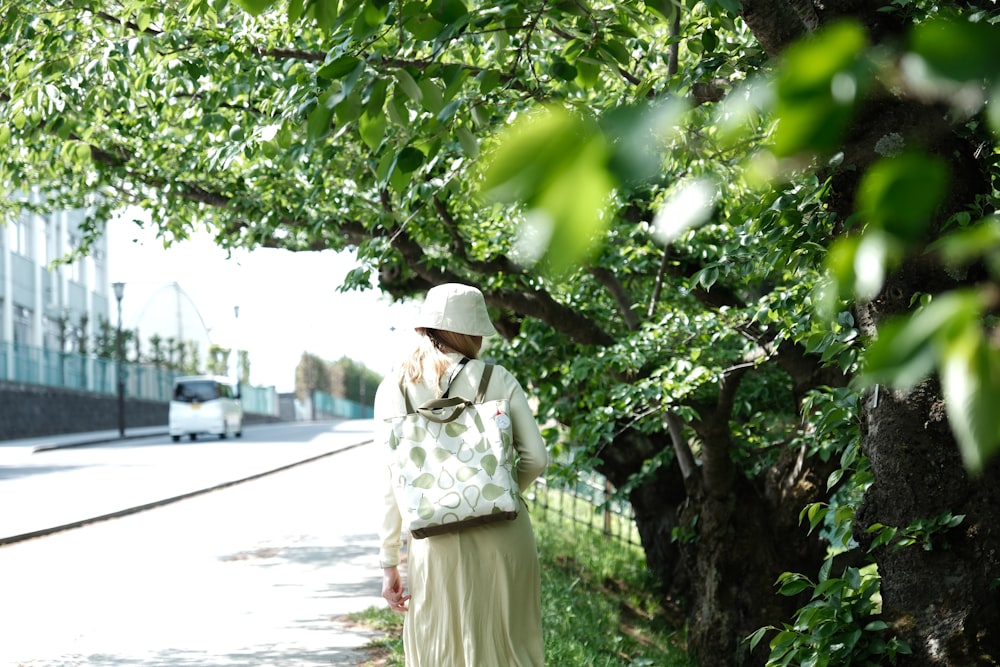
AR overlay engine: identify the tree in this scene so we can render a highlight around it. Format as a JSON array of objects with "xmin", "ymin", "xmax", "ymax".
[
  {"xmin": 237, "ymin": 349, "xmax": 251, "ymax": 384},
  {"xmin": 206, "ymin": 343, "xmax": 231, "ymax": 376},
  {"xmin": 75, "ymin": 313, "xmax": 88, "ymax": 355},
  {"xmin": 295, "ymin": 351, "xmax": 330, "ymax": 401},
  {"xmin": 4, "ymin": 2, "xmax": 1000, "ymax": 664},
  {"xmin": 93, "ymin": 316, "xmax": 114, "ymax": 360},
  {"xmin": 330, "ymin": 356, "xmax": 381, "ymax": 406},
  {"xmin": 183, "ymin": 340, "xmax": 202, "ymax": 375},
  {"xmin": 148, "ymin": 333, "xmax": 167, "ymax": 368}
]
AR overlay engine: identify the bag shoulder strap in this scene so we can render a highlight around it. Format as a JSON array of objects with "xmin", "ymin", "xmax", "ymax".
[
  {"xmin": 441, "ymin": 357, "xmax": 470, "ymax": 399},
  {"xmin": 475, "ymin": 363, "xmax": 494, "ymax": 403}
]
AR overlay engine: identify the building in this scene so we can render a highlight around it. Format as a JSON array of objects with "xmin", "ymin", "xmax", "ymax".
[
  {"xmin": 1, "ymin": 188, "xmax": 110, "ymax": 364},
  {"xmin": 0, "ymin": 190, "xmax": 279, "ymax": 425}
]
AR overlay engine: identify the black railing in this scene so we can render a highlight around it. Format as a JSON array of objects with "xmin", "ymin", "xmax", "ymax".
[{"xmin": 528, "ymin": 475, "xmax": 642, "ymax": 549}]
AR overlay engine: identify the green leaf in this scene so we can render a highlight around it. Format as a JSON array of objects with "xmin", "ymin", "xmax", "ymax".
[
  {"xmin": 702, "ymin": 29, "xmax": 718, "ymax": 52},
  {"xmin": 910, "ymin": 18, "xmax": 1000, "ymax": 82},
  {"xmin": 940, "ymin": 323, "xmax": 1000, "ymax": 473},
  {"xmin": 233, "ymin": 0, "xmax": 275, "ymax": 16},
  {"xmin": 358, "ymin": 110, "xmax": 386, "ymax": 149},
  {"xmin": 456, "ymin": 126, "xmax": 479, "ymax": 158},
  {"xmin": 306, "ymin": 0, "xmax": 338, "ymax": 30},
  {"xmin": 317, "ymin": 56, "xmax": 363, "ymax": 81},
  {"xmin": 335, "ymin": 91, "xmax": 363, "ymax": 124},
  {"xmin": 746, "ymin": 626, "xmax": 771, "ymax": 653},
  {"xmin": 481, "ymin": 106, "xmax": 613, "ymax": 275},
  {"xmin": 928, "ymin": 216, "xmax": 1000, "ymax": 268},
  {"xmin": 860, "ymin": 291, "xmax": 982, "ymax": 388},
  {"xmin": 778, "ymin": 579, "xmax": 812, "ymax": 596},
  {"xmin": 478, "ymin": 69, "xmax": 502, "ymax": 94},
  {"xmin": 430, "ymin": 0, "xmax": 468, "ymax": 23},
  {"xmin": 306, "ymin": 100, "xmax": 335, "ymax": 142},
  {"xmin": 856, "ymin": 153, "xmax": 949, "ymax": 243},
  {"xmin": 772, "ymin": 21, "xmax": 869, "ymax": 156},
  {"xmin": 375, "ymin": 150, "xmax": 395, "ymax": 186},
  {"xmin": 551, "ymin": 59, "xmax": 578, "ymax": 81},
  {"xmin": 418, "ymin": 78, "xmax": 444, "ymax": 114},
  {"xmin": 387, "ymin": 91, "xmax": 409, "ymax": 125},
  {"xmin": 394, "ymin": 69, "xmax": 423, "ymax": 104},
  {"xmin": 397, "ymin": 146, "xmax": 425, "ymax": 173},
  {"xmin": 405, "ymin": 15, "xmax": 445, "ymax": 41}
]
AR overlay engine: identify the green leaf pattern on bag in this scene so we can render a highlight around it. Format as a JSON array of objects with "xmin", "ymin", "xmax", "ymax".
[
  {"xmin": 445, "ymin": 421, "xmax": 468, "ymax": 437},
  {"xmin": 388, "ymin": 398, "xmax": 519, "ymax": 536},
  {"xmin": 481, "ymin": 453, "xmax": 498, "ymax": 476},
  {"xmin": 413, "ymin": 472, "xmax": 435, "ymax": 489},
  {"xmin": 410, "ymin": 446, "xmax": 427, "ymax": 469}
]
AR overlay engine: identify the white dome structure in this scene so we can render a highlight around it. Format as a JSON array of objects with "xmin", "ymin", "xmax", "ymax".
[{"xmin": 130, "ymin": 282, "xmax": 213, "ymax": 364}]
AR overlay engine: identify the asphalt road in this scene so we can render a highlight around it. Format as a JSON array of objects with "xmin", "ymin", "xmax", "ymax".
[{"xmin": 0, "ymin": 420, "xmax": 394, "ymax": 666}]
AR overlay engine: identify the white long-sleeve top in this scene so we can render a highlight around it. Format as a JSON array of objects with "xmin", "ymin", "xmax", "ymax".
[{"xmin": 373, "ymin": 353, "xmax": 548, "ymax": 567}]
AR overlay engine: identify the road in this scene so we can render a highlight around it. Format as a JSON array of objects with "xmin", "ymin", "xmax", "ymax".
[{"xmin": 0, "ymin": 421, "xmax": 393, "ymax": 666}]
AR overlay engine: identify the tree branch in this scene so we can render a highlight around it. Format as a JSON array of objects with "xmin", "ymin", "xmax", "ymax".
[
  {"xmin": 589, "ymin": 266, "xmax": 640, "ymax": 331},
  {"xmin": 666, "ymin": 409, "xmax": 703, "ymax": 496},
  {"xmin": 692, "ymin": 364, "xmax": 747, "ymax": 497}
]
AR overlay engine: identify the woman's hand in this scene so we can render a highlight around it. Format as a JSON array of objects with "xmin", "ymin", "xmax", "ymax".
[{"xmin": 381, "ymin": 565, "xmax": 411, "ymax": 612}]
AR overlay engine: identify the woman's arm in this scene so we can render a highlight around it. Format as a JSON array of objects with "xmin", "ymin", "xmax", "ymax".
[
  {"xmin": 504, "ymin": 370, "xmax": 549, "ymax": 490},
  {"xmin": 374, "ymin": 380, "xmax": 404, "ymax": 567}
]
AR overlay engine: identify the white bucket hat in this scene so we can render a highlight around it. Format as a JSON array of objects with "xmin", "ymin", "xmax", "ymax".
[{"xmin": 415, "ymin": 283, "xmax": 498, "ymax": 337}]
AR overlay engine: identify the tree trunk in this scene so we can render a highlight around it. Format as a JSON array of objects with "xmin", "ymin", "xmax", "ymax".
[
  {"xmin": 856, "ymin": 381, "xmax": 1000, "ymax": 665},
  {"xmin": 603, "ymin": 431, "xmax": 834, "ymax": 665}
]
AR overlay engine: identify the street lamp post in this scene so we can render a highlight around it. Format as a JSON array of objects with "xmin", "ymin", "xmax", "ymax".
[{"xmin": 113, "ymin": 282, "xmax": 125, "ymax": 438}]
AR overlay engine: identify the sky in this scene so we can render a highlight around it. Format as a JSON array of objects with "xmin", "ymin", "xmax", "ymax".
[{"xmin": 105, "ymin": 210, "xmax": 419, "ymax": 392}]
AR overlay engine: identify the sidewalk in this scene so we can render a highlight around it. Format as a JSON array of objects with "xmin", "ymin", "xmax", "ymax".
[{"xmin": 0, "ymin": 422, "xmax": 391, "ymax": 666}]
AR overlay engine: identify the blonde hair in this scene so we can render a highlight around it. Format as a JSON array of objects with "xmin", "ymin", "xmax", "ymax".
[{"xmin": 400, "ymin": 328, "xmax": 484, "ymax": 390}]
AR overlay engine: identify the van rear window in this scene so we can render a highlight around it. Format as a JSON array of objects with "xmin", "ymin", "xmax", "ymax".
[{"xmin": 174, "ymin": 380, "xmax": 218, "ymax": 403}]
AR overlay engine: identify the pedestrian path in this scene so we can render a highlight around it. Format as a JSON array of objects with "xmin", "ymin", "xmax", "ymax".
[{"xmin": 0, "ymin": 441, "xmax": 390, "ymax": 667}]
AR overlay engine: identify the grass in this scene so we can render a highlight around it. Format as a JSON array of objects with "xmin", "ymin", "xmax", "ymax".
[{"xmin": 349, "ymin": 503, "xmax": 693, "ymax": 666}]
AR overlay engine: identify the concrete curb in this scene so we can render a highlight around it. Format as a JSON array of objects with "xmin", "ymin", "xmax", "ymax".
[{"xmin": 32, "ymin": 430, "xmax": 169, "ymax": 453}]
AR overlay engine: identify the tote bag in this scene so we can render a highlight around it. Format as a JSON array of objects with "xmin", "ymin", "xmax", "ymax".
[{"xmin": 387, "ymin": 360, "xmax": 519, "ymax": 539}]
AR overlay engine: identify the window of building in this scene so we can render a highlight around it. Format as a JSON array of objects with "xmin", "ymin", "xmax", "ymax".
[
  {"xmin": 13, "ymin": 306, "xmax": 31, "ymax": 345},
  {"xmin": 8, "ymin": 211, "xmax": 32, "ymax": 256},
  {"xmin": 45, "ymin": 215, "xmax": 60, "ymax": 265},
  {"xmin": 65, "ymin": 232, "xmax": 83, "ymax": 283},
  {"xmin": 43, "ymin": 316, "xmax": 61, "ymax": 351}
]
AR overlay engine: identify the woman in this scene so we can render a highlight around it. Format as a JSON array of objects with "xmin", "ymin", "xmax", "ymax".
[{"xmin": 374, "ymin": 283, "xmax": 549, "ymax": 666}]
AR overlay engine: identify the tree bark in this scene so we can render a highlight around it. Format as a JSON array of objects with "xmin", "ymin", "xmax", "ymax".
[{"xmin": 855, "ymin": 381, "xmax": 1000, "ymax": 665}]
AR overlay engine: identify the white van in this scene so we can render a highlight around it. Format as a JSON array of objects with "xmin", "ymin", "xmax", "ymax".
[{"xmin": 169, "ymin": 375, "xmax": 244, "ymax": 442}]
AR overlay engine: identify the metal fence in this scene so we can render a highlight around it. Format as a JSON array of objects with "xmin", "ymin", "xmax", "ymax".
[
  {"xmin": 312, "ymin": 390, "xmax": 374, "ymax": 419},
  {"xmin": 528, "ymin": 473, "xmax": 642, "ymax": 549},
  {"xmin": 0, "ymin": 341, "xmax": 279, "ymax": 416}
]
